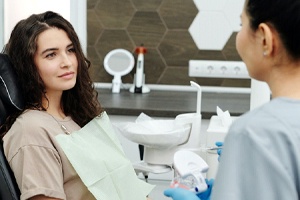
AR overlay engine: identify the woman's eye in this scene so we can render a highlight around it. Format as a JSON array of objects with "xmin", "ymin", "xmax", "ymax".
[
  {"xmin": 45, "ymin": 52, "xmax": 56, "ymax": 58},
  {"xmin": 68, "ymin": 48, "xmax": 75, "ymax": 53}
]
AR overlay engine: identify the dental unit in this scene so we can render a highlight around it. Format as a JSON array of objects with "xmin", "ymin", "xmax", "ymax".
[{"xmin": 118, "ymin": 81, "xmax": 206, "ymax": 177}]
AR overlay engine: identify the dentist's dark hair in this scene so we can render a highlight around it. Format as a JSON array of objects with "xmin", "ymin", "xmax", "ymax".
[
  {"xmin": 245, "ymin": 0, "xmax": 300, "ymax": 60},
  {"xmin": 1, "ymin": 11, "xmax": 103, "ymax": 136}
]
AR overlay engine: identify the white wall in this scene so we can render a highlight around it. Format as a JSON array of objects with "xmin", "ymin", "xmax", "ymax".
[
  {"xmin": 1, "ymin": 0, "xmax": 86, "ymax": 54},
  {"xmin": 0, "ymin": 0, "xmax": 4, "ymax": 51}
]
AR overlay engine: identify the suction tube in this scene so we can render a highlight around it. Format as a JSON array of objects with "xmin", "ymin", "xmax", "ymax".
[{"xmin": 190, "ymin": 81, "xmax": 202, "ymax": 115}]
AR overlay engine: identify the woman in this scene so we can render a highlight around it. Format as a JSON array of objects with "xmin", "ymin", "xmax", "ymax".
[
  {"xmin": 1, "ymin": 11, "xmax": 152, "ymax": 200},
  {"xmin": 164, "ymin": 0, "xmax": 300, "ymax": 199}
]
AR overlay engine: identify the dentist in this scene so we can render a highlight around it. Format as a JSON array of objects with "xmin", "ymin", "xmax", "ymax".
[{"xmin": 165, "ymin": 0, "xmax": 300, "ymax": 199}]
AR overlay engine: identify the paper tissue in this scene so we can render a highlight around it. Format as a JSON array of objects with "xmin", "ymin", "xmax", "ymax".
[{"xmin": 207, "ymin": 106, "xmax": 236, "ymax": 134}]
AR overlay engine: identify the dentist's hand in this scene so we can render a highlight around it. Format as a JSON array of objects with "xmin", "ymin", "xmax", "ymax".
[
  {"xmin": 164, "ymin": 188, "xmax": 199, "ymax": 200},
  {"xmin": 196, "ymin": 179, "xmax": 214, "ymax": 200},
  {"xmin": 164, "ymin": 179, "xmax": 214, "ymax": 200},
  {"xmin": 215, "ymin": 141, "xmax": 223, "ymax": 161}
]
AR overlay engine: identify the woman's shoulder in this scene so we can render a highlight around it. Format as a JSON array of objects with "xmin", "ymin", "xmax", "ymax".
[
  {"xmin": 229, "ymin": 99, "xmax": 298, "ymax": 139},
  {"xmin": 233, "ymin": 98, "xmax": 299, "ymax": 127},
  {"xmin": 5, "ymin": 109, "xmax": 56, "ymax": 141},
  {"xmin": 20, "ymin": 109, "xmax": 50, "ymax": 120},
  {"xmin": 3, "ymin": 110, "xmax": 60, "ymax": 161},
  {"xmin": 10, "ymin": 110, "xmax": 48, "ymax": 129}
]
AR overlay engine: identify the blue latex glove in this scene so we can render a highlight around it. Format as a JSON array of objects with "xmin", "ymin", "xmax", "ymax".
[
  {"xmin": 215, "ymin": 141, "xmax": 223, "ymax": 161},
  {"xmin": 164, "ymin": 179, "xmax": 214, "ymax": 200},
  {"xmin": 197, "ymin": 179, "xmax": 214, "ymax": 200},
  {"xmin": 164, "ymin": 188, "xmax": 200, "ymax": 200}
]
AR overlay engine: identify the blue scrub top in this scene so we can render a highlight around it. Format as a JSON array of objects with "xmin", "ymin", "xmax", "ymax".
[{"xmin": 212, "ymin": 98, "xmax": 300, "ymax": 200}]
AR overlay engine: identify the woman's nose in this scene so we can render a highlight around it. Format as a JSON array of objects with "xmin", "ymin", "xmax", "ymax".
[{"xmin": 60, "ymin": 54, "xmax": 72, "ymax": 68}]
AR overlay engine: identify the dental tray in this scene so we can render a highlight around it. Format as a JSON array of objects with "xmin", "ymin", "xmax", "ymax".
[{"xmin": 171, "ymin": 150, "xmax": 209, "ymax": 193}]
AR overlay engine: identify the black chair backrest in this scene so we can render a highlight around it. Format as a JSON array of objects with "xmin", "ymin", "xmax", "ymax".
[{"xmin": 0, "ymin": 53, "xmax": 23, "ymax": 200}]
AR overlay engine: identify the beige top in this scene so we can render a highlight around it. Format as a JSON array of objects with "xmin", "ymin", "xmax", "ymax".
[{"xmin": 3, "ymin": 110, "xmax": 96, "ymax": 200}]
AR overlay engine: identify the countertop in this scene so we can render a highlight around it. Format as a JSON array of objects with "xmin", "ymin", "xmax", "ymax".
[{"xmin": 96, "ymin": 88, "xmax": 251, "ymax": 119}]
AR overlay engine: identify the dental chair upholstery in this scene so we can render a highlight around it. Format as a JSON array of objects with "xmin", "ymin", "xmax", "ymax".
[{"xmin": 0, "ymin": 53, "xmax": 23, "ymax": 200}]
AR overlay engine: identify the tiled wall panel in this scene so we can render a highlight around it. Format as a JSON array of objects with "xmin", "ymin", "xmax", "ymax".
[{"xmin": 87, "ymin": 0, "xmax": 249, "ymax": 87}]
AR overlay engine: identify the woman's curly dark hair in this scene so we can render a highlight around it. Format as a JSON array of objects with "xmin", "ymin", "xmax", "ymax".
[{"xmin": 1, "ymin": 11, "xmax": 104, "ymax": 136}]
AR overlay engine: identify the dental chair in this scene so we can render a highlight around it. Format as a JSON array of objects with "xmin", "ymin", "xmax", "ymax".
[{"xmin": 0, "ymin": 53, "xmax": 23, "ymax": 200}]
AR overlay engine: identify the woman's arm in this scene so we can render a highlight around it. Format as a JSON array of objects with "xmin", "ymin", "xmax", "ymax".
[{"xmin": 30, "ymin": 195, "xmax": 62, "ymax": 200}]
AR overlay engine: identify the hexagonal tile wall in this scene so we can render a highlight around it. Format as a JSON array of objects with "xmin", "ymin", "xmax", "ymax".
[
  {"xmin": 127, "ymin": 11, "xmax": 166, "ymax": 48},
  {"xmin": 159, "ymin": 0, "xmax": 198, "ymax": 29},
  {"xmin": 95, "ymin": 0, "xmax": 135, "ymax": 29},
  {"xmin": 87, "ymin": 0, "xmax": 245, "ymax": 86},
  {"xmin": 190, "ymin": 0, "xmax": 245, "ymax": 50},
  {"xmin": 131, "ymin": 0, "xmax": 162, "ymax": 11},
  {"xmin": 158, "ymin": 31, "xmax": 198, "ymax": 66}
]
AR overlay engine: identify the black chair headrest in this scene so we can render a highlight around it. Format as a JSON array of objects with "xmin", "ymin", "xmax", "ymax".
[{"xmin": 0, "ymin": 54, "xmax": 24, "ymax": 125}]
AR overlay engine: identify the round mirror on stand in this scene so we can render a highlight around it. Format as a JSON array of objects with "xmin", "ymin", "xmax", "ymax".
[{"xmin": 103, "ymin": 49, "xmax": 135, "ymax": 93}]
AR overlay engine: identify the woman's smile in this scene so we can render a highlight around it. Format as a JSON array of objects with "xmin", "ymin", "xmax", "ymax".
[{"xmin": 58, "ymin": 71, "xmax": 75, "ymax": 79}]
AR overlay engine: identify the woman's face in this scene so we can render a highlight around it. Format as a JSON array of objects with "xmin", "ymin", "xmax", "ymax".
[
  {"xmin": 34, "ymin": 28, "xmax": 78, "ymax": 95},
  {"xmin": 236, "ymin": 6, "xmax": 267, "ymax": 81}
]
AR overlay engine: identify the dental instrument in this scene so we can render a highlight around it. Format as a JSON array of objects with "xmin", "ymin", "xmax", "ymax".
[
  {"xmin": 198, "ymin": 147, "xmax": 223, "ymax": 154},
  {"xmin": 129, "ymin": 45, "xmax": 150, "ymax": 93},
  {"xmin": 206, "ymin": 147, "xmax": 222, "ymax": 151},
  {"xmin": 103, "ymin": 49, "xmax": 135, "ymax": 93}
]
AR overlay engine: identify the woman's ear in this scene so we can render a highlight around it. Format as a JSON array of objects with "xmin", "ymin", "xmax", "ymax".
[{"xmin": 258, "ymin": 23, "xmax": 275, "ymax": 56}]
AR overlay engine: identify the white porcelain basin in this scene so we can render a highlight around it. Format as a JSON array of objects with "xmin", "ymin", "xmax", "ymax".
[{"xmin": 117, "ymin": 119, "xmax": 191, "ymax": 149}]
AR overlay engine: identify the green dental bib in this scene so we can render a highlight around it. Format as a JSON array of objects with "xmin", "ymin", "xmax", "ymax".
[{"xmin": 56, "ymin": 112, "xmax": 154, "ymax": 200}]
